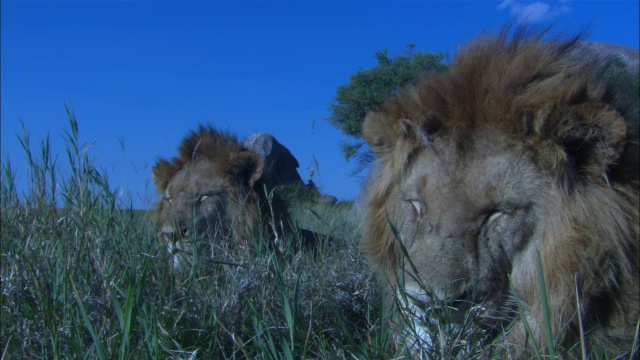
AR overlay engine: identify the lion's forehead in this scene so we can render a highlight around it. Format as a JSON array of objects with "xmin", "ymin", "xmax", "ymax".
[
  {"xmin": 400, "ymin": 143, "xmax": 543, "ymax": 208},
  {"xmin": 166, "ymin": 162, "xmax": 228, "ymax": 199}
]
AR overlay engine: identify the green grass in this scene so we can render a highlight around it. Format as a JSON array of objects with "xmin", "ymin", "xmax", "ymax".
[
  {"xmin": 4, "ymin": 111, "xmax": 636, "ymax": 359},
  {"xmin": 0, "ymin": 111, "xmax": 390, "ymax": 359}
]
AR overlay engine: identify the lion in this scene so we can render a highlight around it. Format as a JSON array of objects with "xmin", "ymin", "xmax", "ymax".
[
  {"xmin": 361, "ymin": 29, "xmax": 639, "ymax": 358},
  {"xmin": 152, "ymin": 125, "xmax": 294, "ymax": 271}
]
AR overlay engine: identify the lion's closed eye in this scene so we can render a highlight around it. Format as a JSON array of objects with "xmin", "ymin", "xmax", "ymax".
[
  {"xmin": 196, "ymin": 192, "xmax": 220, "ymax": 206},
  {"xmin": 486, "ymin": 211, "xmax": 503, "ymax": 224},
  {"xmin": 406, "ymin": 199, "xmax": 423, "ymax": 217}
]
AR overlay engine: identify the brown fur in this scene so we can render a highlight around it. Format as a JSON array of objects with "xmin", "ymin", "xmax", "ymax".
[
  {"xmin": 152, "ymin": 125, "xmax": 291, "ymax": 271},
  {"xmin": 362, "ymin": 28, "xmax": 639, "ymax": 357}
]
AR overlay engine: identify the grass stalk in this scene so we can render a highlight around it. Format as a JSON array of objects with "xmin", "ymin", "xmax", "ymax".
[
  {"xmin": 70, "ymin": 277, "xmax": 107, "ymax": 360},
  {"xmin": 10, "ymin": 109, "xmax": 633, "ymax": 359},
  {"xmin": 537, "ymin": 250, "xmax": 556, "ymax": 359}
]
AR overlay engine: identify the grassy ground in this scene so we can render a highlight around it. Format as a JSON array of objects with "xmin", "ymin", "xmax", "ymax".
[
  {"xmin": 3, "ymin": 113, "xmax": 636, "ymax": 359},
  {"xmin": 0, "ymin": 114, "xmax": 399, "ymax": 359}
]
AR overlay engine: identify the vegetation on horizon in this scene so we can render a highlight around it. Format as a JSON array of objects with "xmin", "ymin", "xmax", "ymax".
[{"xmin": 327, "ymin": 45, "xmax": 448, "ymax": 173}]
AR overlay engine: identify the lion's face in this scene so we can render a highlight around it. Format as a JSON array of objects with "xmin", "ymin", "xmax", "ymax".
[
  {"xmin": 156, "ymin": 160, "xmax": 237, "ymax": 253},
  {"xmin": 389, "ymin": 132, "xmax": 545, "ymax": 320},
  {"xmin": 361, "ymin": 31, "xmax": 638, "ymax": 355},
  {"xmin": 152, "ymin": 126, "xmax": 264, "ymax": 271}
]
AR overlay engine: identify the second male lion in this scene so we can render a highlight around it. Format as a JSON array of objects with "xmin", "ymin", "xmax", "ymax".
[{"xmin": 152, "ymin": 125, "xmax": 296, "ymax": 271}]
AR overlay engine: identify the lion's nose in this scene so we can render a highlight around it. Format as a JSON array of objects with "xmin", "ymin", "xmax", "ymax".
[
  {"xmin": 161, "ymin": 225, "xmax": 188, "ymax": 241},
  {"xmin": 161, "ymin": 225, "xmax": 175, "ymax": 237}
]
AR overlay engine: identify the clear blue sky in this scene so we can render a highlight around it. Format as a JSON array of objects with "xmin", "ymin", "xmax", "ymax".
[{"xmin": 2, "ymin": 1, "xmax": 638, "ymax": 209}]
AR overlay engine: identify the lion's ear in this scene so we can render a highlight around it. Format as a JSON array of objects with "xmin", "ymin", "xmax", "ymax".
[
  {"xmin": 364, "ymin": 110, "xmax": 430, "ymax": 157},
  {"xmin": 152, "ymin": 159, "xmax": 177, "ymax": 192},
  {"xmin": 228, "ymin": 151, "xmax": 264, "ymax": 188},
  {"xmin": 537, "ymin": 104, "xmax": 628, "ymax": 185}
]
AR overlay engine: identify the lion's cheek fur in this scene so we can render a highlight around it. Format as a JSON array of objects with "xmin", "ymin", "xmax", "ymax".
[
  {"xmin": 506, "ymin": 185, "xmax": 639, "ymax": 353},
  {"xmin": 402, "ymin": 235, "xmax": 471, "ymax": 301},
  {"xmin": 225, "ymin": 189, "xmax": 261, "ymax": 241}
]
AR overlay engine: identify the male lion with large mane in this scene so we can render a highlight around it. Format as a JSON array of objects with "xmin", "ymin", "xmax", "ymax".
[
  {"xmin": 362, "ymin": 29, "xmax": 639, "ymax": 357},
  {"xmin": 153, "ymin": 125, "xmax": 293, "ymax": 271}
]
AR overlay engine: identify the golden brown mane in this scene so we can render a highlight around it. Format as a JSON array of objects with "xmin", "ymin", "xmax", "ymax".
[
  {"xmin": 152, "ymin": 126, "xmax": 247, "ymax": 191},
  {"xmin": 362, "ymin": 28, "xmax": 639, "ymax": 356},
  {"xmin": 152, "ymin": 125, "xmax": 291, "ymax": 253},
  {"xmin": 363, "ymin": 29, "xmax": 638, "ymax": 273}
]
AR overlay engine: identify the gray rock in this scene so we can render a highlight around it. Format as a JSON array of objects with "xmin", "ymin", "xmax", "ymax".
[
  {"xmin": 574, "ymin": 42, "xmax": 639, "ymax": 71},
  {"xmin": 243, "ymin": 132, "xmax": 303, "ymax": 187},
  {"xmin": 318, "ymin": 195, "xmax": 338, "ymax": 206}
]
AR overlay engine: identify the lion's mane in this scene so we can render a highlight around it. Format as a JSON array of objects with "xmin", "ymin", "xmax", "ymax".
[
  {"xmin": 362, "ymin": 28, "xmax": 639, "ymax": 356},
  {"xmin": 153, "ymin": 125, "xmax": 290, "ymax": 253}
]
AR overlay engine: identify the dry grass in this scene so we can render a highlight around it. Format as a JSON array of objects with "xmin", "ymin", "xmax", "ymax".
[
  {"xmin": 4, "ymin": 110, "xmax": 635, "ymax": 359},
  {"xmin": 1, "ymin": 112, "xmax": 391, "ymax": 359}
]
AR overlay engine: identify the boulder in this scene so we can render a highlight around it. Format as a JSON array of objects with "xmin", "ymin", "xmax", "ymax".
[
  {"xmin": 318, "ymin": 195, "xmax": 338, "ymax": 206},
  {"xmin": 243, "ymin": 132, "xmax": 304, "ymax": 188},
  {"xmin": 575, "ymin": 42, "xmax": 639, "ymax": 70}
]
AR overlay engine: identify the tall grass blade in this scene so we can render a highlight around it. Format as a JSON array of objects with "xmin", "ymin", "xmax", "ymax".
[
  {"xmin": 119, "ymin": 260, "xmax": 150, "ymax": 359},
  {"xmin": 273, "ymin": 254, "xmax": 295, "ymax": 354},
  {"xmin": 575, "ymin": 274, "xmax": 587, "ymax": 360},
  {"xmin": 537, "ymin": 250, "xmax": 556, "ymax": 359},
  {"xmin": 511, "ymin": 279, "xmax": 542, "ymax": 358},
  {"xmin": 108, "ymin": 288, "xmax": 125, "ymax": 336},
  {"xmin": 291, "ymin": 264, "xmax": 301, "ymax": 351},
  {"xmin": 1, "ymin": 335, "xmax": 11, "ymax": 360},
  {"xmin": 632, "ymin": 319, "xmax": 640, "ymax": 358},
  {"xmin": 70, "ymin": 277, "xmax": 107, "ymax": 360},
  {"xmin": 248, "ymin": 301, "xmax": 279, "ymax": 359},
  {"xmin": 1, "ymin": 160, "xmax": 18, "ymax": 208}
]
